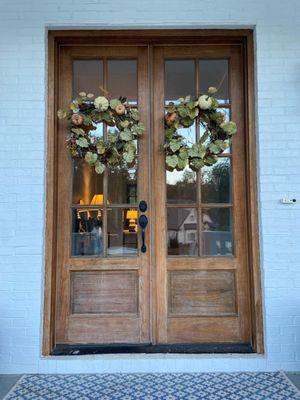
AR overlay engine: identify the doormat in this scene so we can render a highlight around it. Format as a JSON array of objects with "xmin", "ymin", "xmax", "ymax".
[{"xmin": 4, "ymin": 372, "xmax": 300, "ymax": 400}]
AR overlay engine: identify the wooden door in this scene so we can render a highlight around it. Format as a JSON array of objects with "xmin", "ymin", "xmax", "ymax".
[
  {"xmin": 152, "ymin": 45, "xmax": 252, "ymax": 345},
  {"xmin": 55, "ymin": 45, "xmax": 151, "ymax": 345},
  {"xmin": 53, "ymin": 39, "xmax": 254, "ymax": 351}
]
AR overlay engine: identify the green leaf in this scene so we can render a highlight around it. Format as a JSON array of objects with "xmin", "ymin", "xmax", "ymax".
[
  {"xmin": 72, "ymin": 128, "xmax": 85, "ymax": 136},
  {"xmin": 96, "ymin": 140, "xmax": 106, "ymax": 154},
  {"xmin": 209, "ymin": 142, "xmax": 221, "ymax": 154},
  {"xmin": 123, "ymin": 151, "xmax": 135, "ymax": 163},
  {"xmin": 220, "ymin": 121, "xmax": 237, "ymax": 135},
  {"xmin": 107, "ymin": 133, "xmax": 118, "ymax": 143},
  {"xmin": 130, "ymin": 109, "xmax": 140, "ymax": 121},
  {"xmin": 120, "ymin": 129, "xmax": 133, "ymax": 141},
  {"xmin": 188, "ymin": 144, "xmax": 200, "ymax": 158},
  {"xmin": 166, "ymin": 155, "xmax": 178, "ymax": 168},
  {"xmin": 95, "ymin": 160, "xmax": 105, "ymax": 174},
  {"xmin": 199, "ymin": 129, "xmax": 210, "ymax": 144},
  {"xmin": 120, "ymin": 120, "xmax": 130, "ymax": 128},
  {"xmin": 177, "ymin": 157, "xmax": 188, "ymax": 169},
  {"xmin": 76, "ymin": 137, "xmax": 89, "ymax": 148},
  {"xmin": 177, "ymin": 105, "xmax": 188, "ymax": 118},
  {"xmin": 132, "ymin": 122, "xmax": 145, "ymax": 136},
  {"xmin": 169, "ymin": 139, "xmax": 182, "ymax": 153},
  {"xmin": 57, "ymin": 109, "xmax": 67, "ymax": 119},
  {"xmin": 109, "ymin": 98, "xmax": 122, "ymax": 109},
  {"xmin": 190, "ymin": 158, "xmax": 205, "ymax": 170},
  {"xmin": 85, "ymin": 151, "xmax": 97, "ymax": 165},
  {"xmin": 83, "ymin": 115, "xmax": 93, "ymax": 126},
  {"xmin": 124, "ymin": 142, "xmax": 136, "ymax": 153}
]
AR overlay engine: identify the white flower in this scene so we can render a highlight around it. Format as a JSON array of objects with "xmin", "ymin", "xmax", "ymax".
[
  {"xmin": 87, "ymin": 93, "xmax": 94, "ymax": 99},
  {"xmin": 198, "ymin": 95, "xmax": 213, "ymax": 110},
  {"xmin": 79, "ymin": 91, "xmax": 87, "ymax": 97},
  {"xmin": 208, "ymin": 86, "xmax": 218, "ymax": 94},
  {"xmin": 94, "ymin": 96, "xmax": 109, "ymax": 111}
]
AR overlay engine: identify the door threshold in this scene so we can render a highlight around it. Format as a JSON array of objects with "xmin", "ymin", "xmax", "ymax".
[{"xmin": 51, "ymin": 343, "xmax": 254, "ymax": 356}]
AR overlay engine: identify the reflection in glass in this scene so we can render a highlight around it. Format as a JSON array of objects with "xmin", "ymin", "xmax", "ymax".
[
  {"xmin": 107, "ymin": 208, "xmax": 138, "ymax": 256},
  {"xmin": 71, "ymin": 208, "xmax": 103, "ymax": 256},
  {"xmin": 167, "ymin": 208, "xmax": 198, "ymax": 255},
  {"xmin": 73, "ymin": 60, "xmax": 103, "ymax": 97},
  {"xmin": 107, "ymin": 60, "xmax": 137, "ymax": 104},
  {"xmin": 202, "ymin": 208, "xmax": 233, "ymax": 256},
  {"xmin": 166, "ymin": 168, "xmax": 196, "ymax": 204},
  {"xmin": 108, "ymin": 165, "xmax": 137, "ymax": 204},
  {"xmin": 199, "ymin": 60, "xmax": 229, "ymax": 104},
  {"xmin": 201, "ymin": 158, "xmax": 231, "ymax": 203},
  {"xmin": 165, "ymin": 60, "xmax": 195, "ymax": 104},
  {"xmin": 177, "ymin": 122, "xmax": 196, "ymax": 144},
  {"xmin": 72, "ymin": 160, "xmax": 104, "ymax": 205}
]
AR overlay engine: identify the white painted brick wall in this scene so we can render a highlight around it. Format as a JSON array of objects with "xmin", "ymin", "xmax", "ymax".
[{"xmin": 0, "ymin": 0, "xmax": 300, "ymax": 374}]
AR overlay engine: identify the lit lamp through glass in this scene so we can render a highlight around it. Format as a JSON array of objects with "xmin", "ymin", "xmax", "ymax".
[
  {"xmin": 126, "ymin": 209, "xmax": 138, "ymax": 232},
  {"xmin": 91, "ymin": 194, "xmax": 104, "ymax": 218}
]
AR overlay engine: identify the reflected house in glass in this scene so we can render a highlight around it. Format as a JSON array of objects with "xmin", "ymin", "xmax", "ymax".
[{"xmin": 167, "ymin": 208, "xmax": 198, "ymax": 255}]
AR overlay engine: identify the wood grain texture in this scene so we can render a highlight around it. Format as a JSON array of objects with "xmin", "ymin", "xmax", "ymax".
[
  {"xmin": 168, "ymin": 270, "xmax": 236, "ymax": 316},
  {"xmin": 71, "ymin": 271, "xmax": 138, "ymax": 314}
]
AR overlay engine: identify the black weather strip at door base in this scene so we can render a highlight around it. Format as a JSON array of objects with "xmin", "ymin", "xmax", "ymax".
[{"xmin": 51, "ymin": 343, "xmax": 254, "ymax": 356}]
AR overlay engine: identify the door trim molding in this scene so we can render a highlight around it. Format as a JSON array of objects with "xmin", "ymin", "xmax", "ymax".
[{"xmin": 43, "ymin": 29, "xmax": 263, "ymax": 355}]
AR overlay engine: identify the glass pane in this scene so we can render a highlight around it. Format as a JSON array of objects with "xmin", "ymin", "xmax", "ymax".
[
  {"xmin": 108, "ymin": 164, "xmax": 138, "ymax": 204},
  {"xmin": 167, "ymin": 208, "xmax": 198, "ymax": 256},
  {"xmin": 202, "ymin": 208, "xmax": 233, "ymax": 256},
  {"xmin": 199, "ymin": 60, "xmax": 229, "ymax": 104},
  {"xmin": 73, "ymin": 60, "xmax": 103, "ymax": 97},
  {"xmin": 107, "ymin": 60, "xmax": 137, "ymax": 104},
  {"xmin": 165, "ymin": 60, "xmax": 195, "ymax": 104},
  {"xmin": 201, "ymin": 158, "xmax": 231, "ymax": 203},
  {"xmin": 71, "ymin": 208, "xmax": 103, "ymax": 256},
  {"xmin": 166, "ymin": 167, "xmax": 196, "ymax": 204},
  {"xmin": 72, "ymin": 160, "xmax": 104, "ymax": 205},
  {"xmin": 107, "ymin": 208, "xmax": 138, "ymax": 256},
  {"xmin": 178, "ymin": 122, "xmax": 196, "ymax": 145}
]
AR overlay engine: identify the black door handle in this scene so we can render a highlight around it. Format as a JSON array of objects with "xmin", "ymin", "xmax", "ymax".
[{"xmin": 138, "ymin": 214, "xmax": 148, "ymax": 253}]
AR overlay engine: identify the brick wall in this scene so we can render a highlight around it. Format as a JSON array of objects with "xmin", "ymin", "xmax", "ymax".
[{"xmin": 0, "ymin": 0, "xmax": 300, "ymax": 373}]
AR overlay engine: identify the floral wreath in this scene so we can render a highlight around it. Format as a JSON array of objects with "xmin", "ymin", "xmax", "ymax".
[
  {"xmin": 57, "ymin": 87, "xmax": 236, "ymax": 174},
  {"xmin": 57, "ymin": 92, "xmax": 145, "ymax": 174},
  {"xmin": 163, "ymin": 87, "xmax": 237, "ymax": 171}
]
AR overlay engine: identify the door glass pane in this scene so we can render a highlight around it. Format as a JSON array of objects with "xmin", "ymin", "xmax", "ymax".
[
  {"xmin": 177, "ymin": 122, "xmax": 196, "ymax": 144},
  {"xmin": 71, "ymin": 208, "xmax": 103, "ymax": 256},
  {"xmin": 199, "ymin": 60, "xmax": 229, "ymax": 104},
  {"xmin": 167, "ymin": 208, "xmax": 198, "ymax": 256},
  {"xmin": 165, "ymin": 60, "xmax": 195, "ymax": 104},
  {"xmin": 201, "ymin": 158, "xmax": 231, "ymax": 203},
  {"xmin": 107, "ymin": 60, "xmax": 137, "ymax": 105},
  {"xmin": 72, "ymin": 160, "xmax": 104, "ymax": 205},
  {"xmin": 202, "ymin": 208, "xmax": 233, "ymax": 256},
  {"xmin": 108, "ymin": 164, "xmax": 138, "ymax": 205},
  {"xmin": 73, "ymin": 60, "xmax": 103, "ymax": 96},
  {"xmin": 107, "ymin": 208, "xmax": 138, "ymax": 256},
  {"xmin": 166, "ymin": 168, "xmax": 196, "ymax": 204}
]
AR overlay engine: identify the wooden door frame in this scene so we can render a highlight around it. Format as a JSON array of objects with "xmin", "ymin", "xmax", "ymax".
[{"xmin": 43, "ymin": 29, "xmax": 263, "ymax": 356}]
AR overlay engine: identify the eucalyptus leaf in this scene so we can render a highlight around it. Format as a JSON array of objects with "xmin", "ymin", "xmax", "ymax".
[
  {"xmin": 95, "ymin": 160, "xmax": 105, "ymax": 174},
  {"xmin": 169, "ymin": 139, "xmax": 182, "ymax": 153},
  {"xmin": 110, "ymin": 98, "xmax": 122, "ymax": 109},
  {"xmin": 76, "ymin": 137, "xmax": 89, "ymax": 148},
  {"xmin": 96, "ymin": 141, "xmax": 106, "ymax": 154},
  {"xmin": 85, "ymin": 151, "xmax": 97, "ymax": 165},
  {"xmin": 166, "ymin": 155, "xmax": 178, "ymax": 168},
  {"xmin": 120, "ymin": 129, "xmax": 133, "ymax": 141}
]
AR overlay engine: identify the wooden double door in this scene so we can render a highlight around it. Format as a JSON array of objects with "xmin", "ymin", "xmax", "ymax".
[{"xmin": 54, "ymin": 39, "xmax": 253, "ymax": 352}]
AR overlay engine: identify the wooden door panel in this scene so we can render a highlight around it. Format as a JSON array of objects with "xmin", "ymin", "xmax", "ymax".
[
  {"xmin": 153, "ymin": 45, "xmax": 251, "ymax": 344},
  {"xmin": 55, "ymin": 45, "xmax": 150, "ymax": 345}
]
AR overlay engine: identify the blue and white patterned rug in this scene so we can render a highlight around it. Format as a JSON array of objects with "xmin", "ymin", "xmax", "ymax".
[{"xmin": 4, "ymin": 372, "xmax": 300, "ymax": 400}]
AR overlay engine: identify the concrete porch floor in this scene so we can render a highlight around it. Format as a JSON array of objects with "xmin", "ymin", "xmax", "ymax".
[{"xmin": 0, "ymin": 373, "xmax": 299, "ymax": 399}]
